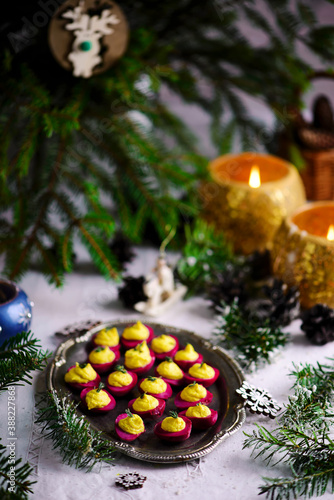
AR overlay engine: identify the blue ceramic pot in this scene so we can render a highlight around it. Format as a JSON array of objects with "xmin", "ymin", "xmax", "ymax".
[{"xmin": 0, "ymin": 280, "xmax": 33, "ymax": 346}]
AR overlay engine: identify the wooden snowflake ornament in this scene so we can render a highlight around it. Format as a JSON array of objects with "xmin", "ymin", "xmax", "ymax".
[
  {"xmin": 49, "ymin": 0, "xmax": 129, "ymax": 78},
  {"xmin": 115, "ymin": 472, "xmax": 147, "ymax": 490},
  {"xmin": 55, "ymin": 320, "xmax": 101, "ymax": 337},
  {"xmin": 236, "ymin": 381, "xmax": 281, "ymax": 419}
]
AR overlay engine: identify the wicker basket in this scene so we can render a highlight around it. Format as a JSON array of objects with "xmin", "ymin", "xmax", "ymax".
[{"xmin": 299, "ymin": 150, "xmax": 334, "ymax": 201}]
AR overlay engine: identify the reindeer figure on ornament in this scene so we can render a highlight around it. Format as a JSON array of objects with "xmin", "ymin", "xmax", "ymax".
[{"xmin": 62, "ymin": 0, "xmax": 120, "ymax": 78}]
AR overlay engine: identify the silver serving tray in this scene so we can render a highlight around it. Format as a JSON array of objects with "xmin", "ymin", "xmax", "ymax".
[{"xmin": 47, "ymin": 320, "xmax": 246, "ymax": 463}]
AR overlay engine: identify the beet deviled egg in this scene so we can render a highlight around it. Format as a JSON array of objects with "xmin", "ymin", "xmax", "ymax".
[
  {"xmin": 155, "ymin": 357, "xmax": 184, "ymax": 387},
  {"xmin": 150, "ymin": 334, "xmax": 179, "ymax": 360},
  {"xmin": 179, "ymin": 403, "xmax": 218, "ymax": 430},
  {"xmin": 154, "ymin": 411, "xmax": 192, "ymax": 442},
  {"xmin": 106, "ymin": 365, "xmax": 138, "ymax": 397},
  {"xmin": 184, "ymin": 362, "xmax": 219, "ymax": 388},
  {"xmin": 64, "ymin": 362, "xmax": 101, "ymax": 391},
  {"xmin": 174, "ymin": 382, "xmax": 213, "ymax": 409},
  {"xmin": 173, "ymin": 343, "xmax": 203, "ymax": 371},
  {"xmin": 88, "ymin": 346, "xmax": 120, "ymax": 374},
  {"xmin": 80, "ymin": 383, "xmax": 116, "ymax": 413},
  {"xmin": 138, "ymin": 376, "xmax": 172, "ymax": 400},
  {"xmin": 121, "ymin": 321, "xmax": 154, "ymax": 349},
  {"xmin": 128, "ymin": 393, "xmax": 165, "ymax": 420},
  {"xmin": 124, "ymin": 341, "xmax": 155, "ymax": 374},
  {"xmin": 115, "ymin": 409, "xmax": 145, "ymax": 442},
  {"xmin": 91, "ymin": 327, "xmax": 120, "ymax": 352}
]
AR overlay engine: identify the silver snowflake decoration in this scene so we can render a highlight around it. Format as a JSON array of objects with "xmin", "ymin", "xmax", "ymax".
[
  {"xmin": 115, "ymin": 472, "xmax": 147, "ymax": 490},
  {"xmin": 55, "ymin": 320, "xmax": 101, "ymax": 338},
  {"xmin": 236, "ymin": 381, "xmax": 281, "ymax": 419},
  {"xmin": 18, "ymin": 303, "xmax": 32, "ymax": 329}
]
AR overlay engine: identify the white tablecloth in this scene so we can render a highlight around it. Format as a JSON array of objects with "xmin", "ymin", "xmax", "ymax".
[{"xmin": 1, "ymin": 248, "xmax": 333, "ymax": 500}]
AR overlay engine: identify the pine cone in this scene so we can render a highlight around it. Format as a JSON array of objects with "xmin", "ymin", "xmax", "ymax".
[
  {"xmin": 251, "ymin": 279, "xmax": 300, "ymax": 327},
  {"xmin": 301, "ymin": 304, "xmax": 334, "ymax": 345},
  {"xmin": 246, "ymin": 250, "xmax": 271, "ymax": 281},
  {"xmin": 109, "ymin": 232, "xmax": 135, "ymax": 269},
  {"xmin": 118, "ymin": 276, "xmax": 147, "ymax": 309},
  {"xmin": 207, "ymin": 267, "xmax": 248, "ymax": 310}
]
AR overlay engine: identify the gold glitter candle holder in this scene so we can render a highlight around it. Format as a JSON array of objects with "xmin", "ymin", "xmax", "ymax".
[
  {"xmin": 272, "ymin": 202, "xmax": 334, "ymax": 309},
  {"xmin": 201, "ymin": 153, "xmax": 306, "ymax": 254}
]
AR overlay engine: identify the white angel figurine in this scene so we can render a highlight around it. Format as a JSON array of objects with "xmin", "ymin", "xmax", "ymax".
[{"xmin": 134, "ymin": 230, "xmax": 187, "ymax": 316}]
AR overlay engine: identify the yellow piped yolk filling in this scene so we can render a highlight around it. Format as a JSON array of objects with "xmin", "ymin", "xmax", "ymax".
[
  {"xmin": 186, "ymin": 404, "xmax": 211, "ymax": 418},
  {"xmin": 85, "ymin": 389, "xmax": 111, "ymax": 410},
  {"xmin": 161, "ymin": 416, "xmax": 186, "ymax": 432},
  {"xmin": 151, "ymin": 335, "xmax": 176, "ymax": 354},
  {"xmin": 140, "ymin": 377, "xmax": 167, "ymax": 394},
  {"xmin": 174, "ymin": 344, "xmax": 198, "ymax": 362},
  {"xmin": 156, "ymin": 360, "xmax": 183, "ymax": 380},
  {"xmin": 188, "ymin": 363, "xmax": 215, "ymax": 379},
  {"xmin": 180, "ymin": 383, "xmax": 207, "ymax": 402},
  {"xmin": 64, "ymin": 362, "xmax": 97, "ymax": 384},
  {"xmin": 94, "ymin": 327, "xmax": 119, "ymax": 347},
  {"xmin": 125, "ymin": 341, "xmax": 151, "ymax": 369},
  {"xmin": 132, "ymin": 394, "xmax": 159, "ymax": 412},
  {"xmin": 118, "ymin": 414, "xmax": 145, "ymax": 435},
  {"xmin": 108, "ymin": 370, "xmax": 133, "ymax": 387},
  {"xmin": 122, "ymin": 321, "xmax": 149, "ymax": 341},
  {"xmin": 88, "ymin": 347, "xmax": 115, "ymax": 365}
]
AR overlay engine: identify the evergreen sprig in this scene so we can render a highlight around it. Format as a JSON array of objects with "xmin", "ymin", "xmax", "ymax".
[
  {"xmin": 0, "ymin": 331, "xmax": 50, "ymax": 395},
  {"xmin": 213, "ymin": 300, "xmax": 288, "ymax": 370},
  {"xmin": 243, "ymin": 359, "xmax": 334, "ymax": 500},
  {"xmin": 0, "ymin": 330, "xmax": 50, "ymax": 498},
  {"xmin": 36, "ymin": 391, "xmax": 116, "ymax": 471},
  {"xmin": 1, "ymin": 1, "xmax": 334, "ymax": 285},
  {"xmin": 0, "ymin": 444, "xmax": 35, "ymax": 500},
  {"xmin": 175, "ymin": 219, "xmax": 234, "ymax": 296}
]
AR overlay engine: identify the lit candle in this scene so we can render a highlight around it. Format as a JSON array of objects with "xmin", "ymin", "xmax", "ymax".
[
  {"xmin": 202, "ymin": 153, "xmax": 306, "ymax": 254},
  {"xmin": 272, "ymin": 202, "xmax": 334, "ymax": 308},
  {"xmin": 249, "ymin": 165, "xmax": 261, "ymax": 189},
  {"xmin": 327, "ymin": 225, "xmax": 334, "ymax": 241}
]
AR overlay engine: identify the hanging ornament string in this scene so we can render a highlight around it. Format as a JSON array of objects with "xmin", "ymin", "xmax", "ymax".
[{"xmin": 160, "ymin": 225, "xmax": 177, "ymax": 255}]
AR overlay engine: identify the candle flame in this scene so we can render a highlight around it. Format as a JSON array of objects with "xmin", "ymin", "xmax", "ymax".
[
  {"xmin": 249, "ymin": 165, "xmax": 261, "ymax": 188},
  {"xmin": 327, "ymin": 225, "xmax": 334, "ymax": 241}
]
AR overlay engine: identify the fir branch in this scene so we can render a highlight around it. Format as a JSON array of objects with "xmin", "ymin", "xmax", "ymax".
[
  {"xmin": 36, "ymin": 391, "xmax": 116, "ymax": 471},
  {"xmin": 175, "ymin": 219, "xmax": 234, "ymax": 296},
  {"xmin": 1, "ymin": 1, "xmax": 334, "ymax": 285},
  {"xmin": 243, "ymin": 359, "xmax": 334, "ymax": 500},
  {"xmin": 0, "ymin": 331, "xmax": 49, "ymax": 498},
  {"xmin": 34, "ymin": 237, "xmax": 63, "ymax": 287},
  {"xmin": 78, "ymin": 222, "xmax": 119, "ymax": 280},
  {"xmin": 290, "ymin": 359, "xmax": 334, "ymax": 406},
  {"xmin": 8, "ymin": 139, "xmax": 66, "ymax": 283},
  {"xmin": 0, "ymin": 331, "xmax": 50, "ymax": 394},
  {"xmin": 213, "ymin": 300, "xmax": 288, "ymax": 370},
  {"xmin": 0, "ymin": 444, "xmax": 35, "ymax": 499}
]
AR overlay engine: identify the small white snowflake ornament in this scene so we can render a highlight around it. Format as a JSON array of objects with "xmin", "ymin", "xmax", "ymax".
[
  {"xmin": 49, "ymin": 0, "xmax": 129, "ymax": 78},
  {"xmin": 236, "ymin": 381, "xmax": 281, "ymax": 419}
]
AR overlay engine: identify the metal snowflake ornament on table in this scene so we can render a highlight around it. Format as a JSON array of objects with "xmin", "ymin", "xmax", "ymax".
[
  {"xmin": 236, "ymin": 381, "xmax": 281, "ymax": 419},
  {"xmin": 115, "ymin": 472, "xmax": 147, "ymax": 490}
]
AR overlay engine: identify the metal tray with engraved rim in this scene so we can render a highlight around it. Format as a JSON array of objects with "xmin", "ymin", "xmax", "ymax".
[{"xmin": 47, "ymin": 320, "xmax": 246, "ymax": 463}]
